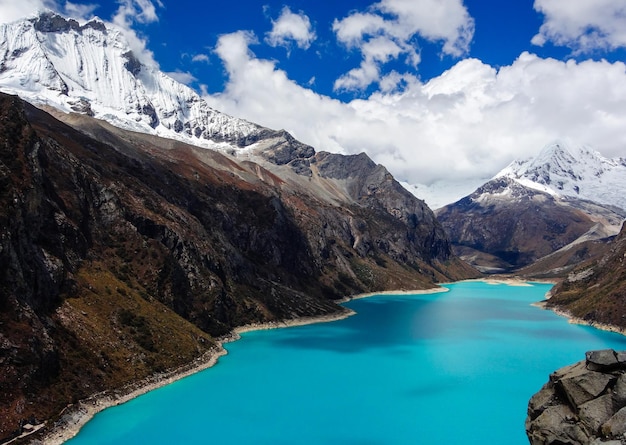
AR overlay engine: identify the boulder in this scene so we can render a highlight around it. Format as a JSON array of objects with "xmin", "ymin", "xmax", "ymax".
[
  {"xmin": 613, "ymin": 374, "xmax": 626, "ymax": 406},
  {"xmin": 561, "ymin": 372, "xmax": 615, "ymax": 407},
  {"xmin": 578, "ymin": 394, "xmax": 615, "ymax": 432},
  {"xmin": 586, "ymin": 350, "xmax": 620, "ymax": 372},
  {"xmin": 601, "ymin": 406, "xmax": 626, "ymax": 437},
  {"xmin": 526, "ymin": 349, "xmax": 626, "ymax": 445}
]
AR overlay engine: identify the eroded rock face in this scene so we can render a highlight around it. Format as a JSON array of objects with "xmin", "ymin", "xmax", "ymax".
[{"xmin": 526, "ymin": 349, "xmax": 626, "ymax": 445}]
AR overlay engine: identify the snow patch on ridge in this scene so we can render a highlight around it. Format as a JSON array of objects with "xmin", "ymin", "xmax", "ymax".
[{"xmin": 495, "ymin": 140, "xmax": 626, "ymax": 211}]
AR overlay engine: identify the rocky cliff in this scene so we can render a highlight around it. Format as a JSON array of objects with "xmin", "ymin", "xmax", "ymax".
[
  {"xmin": 527, "ymin": 349, "xmax": 626, "ymax": 445},
  {"xmin": 0, "ymin": 92, "xmax": 477, "ymax": 442}
]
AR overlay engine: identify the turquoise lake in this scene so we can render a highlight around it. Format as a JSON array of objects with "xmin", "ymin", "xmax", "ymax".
[{"xmin": 66, "ymin": 281, "xmax": 626, "ymax": 444}]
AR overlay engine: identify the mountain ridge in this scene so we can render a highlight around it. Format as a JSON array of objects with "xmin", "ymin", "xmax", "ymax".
[
  {"xmin": 436, "ymin": 143, "xmax": 625, "ymax": 273},
  {"xmin": 0, "ymin": 88, "xmax": 477, "ymax": 441},
  {"xmin": 495, "ymin": 141, "xmax": 626, "ymax": 212},
  {"xmin": 0, "ymin": 11, "xmax": 309, "ymax": 162}
]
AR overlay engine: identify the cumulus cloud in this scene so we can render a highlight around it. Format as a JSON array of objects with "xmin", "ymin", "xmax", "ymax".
[
  {"xmin": 113, "ymin": 0, "xmax": 162, "ymax": 26},
  {"xmin": 205, "ymin": 32, "xmax": 626, "ymax": 197},
  {"xmin": 377, "ymin": 0, "xmax": 475, "ymax": 57},
  {"xmin": 334, "ymin": 36, "xmax": 406, "ymax": 91},
  {"xmin": 332, "ymin": 0, "xmax": 474, "ymax": 91},
  {"xmin": 533, "ymin": 0, "xmax": 626, "ymax": 52},
  {"xmin": 265, "ymin": 6, "xmax": 316, "ymax": 51},
  {"xmin": 64, "ymin": 1, "xmax": 98, "ymax": 19},
  {"xmin": 108, "ymin": 0, "xmax": 163, "ymax": 68}
]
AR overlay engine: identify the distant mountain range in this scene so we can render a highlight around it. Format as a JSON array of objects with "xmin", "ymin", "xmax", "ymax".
[{"xmin": 437, "ymin": 142, "xmax": 626, "ymax": 273}]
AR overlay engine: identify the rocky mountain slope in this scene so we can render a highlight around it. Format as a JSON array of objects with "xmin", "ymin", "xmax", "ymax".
[
  {"xmin": 543, "ymin": 219, "xmax": 626, "ymax": 330},
  {"xmin": 0, "ymin": 91, "xmax": 476, "ymax": 441},
  {"xmin": 436, "ymin": 143, "xmax": 625, "ymax": 274}
]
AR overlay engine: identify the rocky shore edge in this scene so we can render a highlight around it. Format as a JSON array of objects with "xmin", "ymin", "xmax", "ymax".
[
  {"xmin": 526, "ymin": 349, "xmax": 626, "ymax": 445},
  {"xmin": 32, "ymin": 308, "xmax": 357, "ymax": 445},
  {"xmin": 31, "ymin": 286, "xmax": 450, "ymax": 444},
  {"xmin": 533, "ymin": 301, "xmax": 626, "ymax": 337}
]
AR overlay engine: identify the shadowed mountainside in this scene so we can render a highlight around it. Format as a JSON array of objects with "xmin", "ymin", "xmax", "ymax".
[
  {"xmin": 436, "ymin": 177, "xmax": 624, "ymax": 274},
  {"xmin": 0, "ymin": 93, "xmax": 477, "ymax": 441}
]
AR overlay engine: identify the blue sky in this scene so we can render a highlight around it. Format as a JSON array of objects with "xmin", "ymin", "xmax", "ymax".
[
  {"xmin": 98, "ymin": 0, "xmax": 625, "ymax": 97},
  {"xmin": 80, "ymin": 0, "xmax": 604, "ymax": 96},
  {"xmin": 2, "ymin": 0, "xmax": 626, "ymax": 206}
]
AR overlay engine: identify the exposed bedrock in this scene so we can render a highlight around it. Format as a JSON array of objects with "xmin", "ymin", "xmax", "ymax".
[{"xmin": 526, "ymin": 349, "xmax": 626, "ymax": 445}]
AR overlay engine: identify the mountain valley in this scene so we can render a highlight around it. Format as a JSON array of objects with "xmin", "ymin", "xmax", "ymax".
[{"xmin": 0, "ymin": 10, "xmax": 625, "ymax": 445}]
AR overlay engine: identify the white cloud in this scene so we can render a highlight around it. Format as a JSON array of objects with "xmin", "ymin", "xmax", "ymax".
[
  {"xmin": 213, "ymin": 30, "xmax": 259, "ymax": 73},
  {"xmin": 0, "ymin": 0, "xmax": 62, "ymax": 23},
  {"xmin": 332, "ymin": 0, "xmax": 474, "ymax": 91},
  {"xmin": 109, "ymin": 0, "xmax": 163, "ymax": 68},
  {"xmin": 533, "ymin": 0, "xmax": 626, "ymax": 51},
  {"xmin": 333, "ymin": 12, "xmax": 387, "ymax": 47},
  {"xmin": 334, "ymin": 59, "xmax": 381, "ymax": 92},
  {"xmin": 377, "ymin": 0, "xmax": 475, "ymax": 57},
  {"xmin": 191, "ymin": 53, "xmax": 210, "ymax": 63},
  {"xmin": 64, "ymin": 1, "xmax": 98, "ymax": 20},
  {"xmin": 334, "ymin": 36, "xmax": 408, "ymax": 91},
  {"xmin": 265, "ymin": 6, "xmax": 316, "ymax": 51},
  {"xmin": 166, "ymin": 70, "xmax": 197, "ymax": 85},
  {"xmin": 205, "ymin": 33, "xmax": 626, "ymax": 199},
  {"xmin": 113, "ymin": 0, "xmax": 160, "ymax": 25}
]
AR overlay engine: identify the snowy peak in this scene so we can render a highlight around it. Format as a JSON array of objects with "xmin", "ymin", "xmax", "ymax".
[
  {"xmin": 495, "ymin": 141, "xmax": 626, "ymax": 211},
  {"xmin": 0, "ymin": 12, "xmax": 272, "ymax": 152}
]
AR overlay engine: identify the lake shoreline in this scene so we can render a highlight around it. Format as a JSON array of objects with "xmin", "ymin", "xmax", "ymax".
[
  {"xmin": 38, "ymin": 286, "xmax": 448, "ymax": 444},
  {"xmin": 532, "ymin": 300, "xmax": 626, "ymax": 336},
  {"xmin": 37, "ymin": 280, "xmax": 562, "ymax": 444},
  {"xmin": 530, "ymin": 278, "xmax": 626, "ymax": 337}
]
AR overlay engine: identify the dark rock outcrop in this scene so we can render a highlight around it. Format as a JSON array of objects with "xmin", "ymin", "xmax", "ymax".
[{"xmin": 526, "ymin": 349, "xmax": 626, "ymax": 444}]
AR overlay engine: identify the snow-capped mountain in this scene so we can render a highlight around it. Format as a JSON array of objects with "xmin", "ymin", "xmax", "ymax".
[
  {"xmin": 0, "ymin": 12, "xmax": 280, "ymax": 153},
  {"xmin": 495, "ymin": 141, "xmax": 626, "ymax": 211},
  {"xmin": 436, "ymin": 141, "xmax": 626, "ymax": 273}
]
